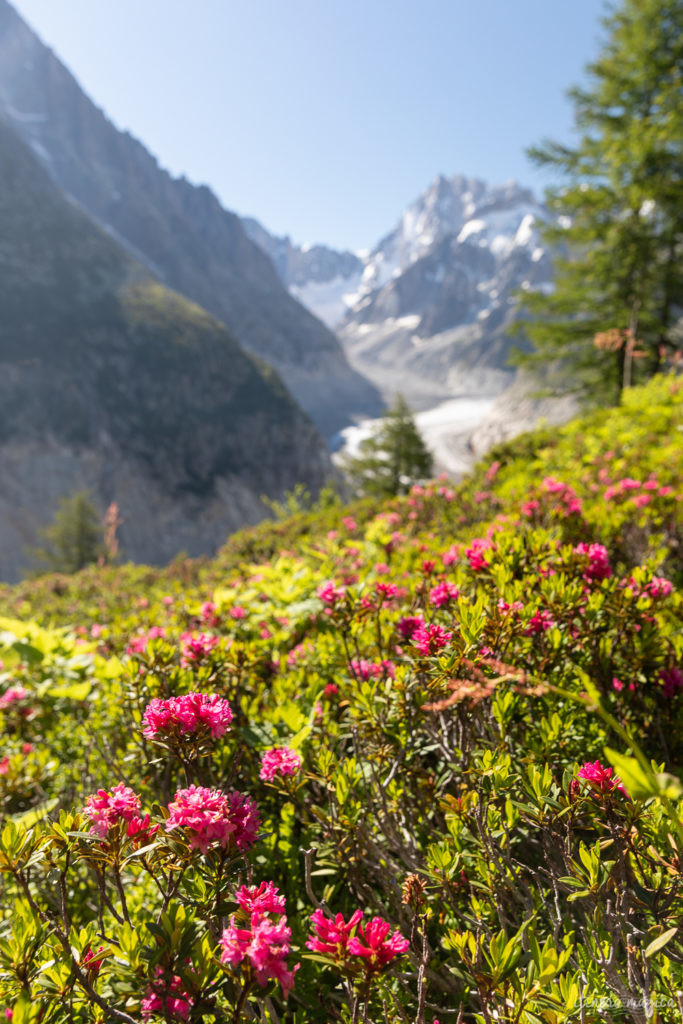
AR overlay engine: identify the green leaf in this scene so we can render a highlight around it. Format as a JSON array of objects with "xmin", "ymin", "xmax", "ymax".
[{"xmin": 644, "ymin": 927, "xmax": 678, "ymax": 958}]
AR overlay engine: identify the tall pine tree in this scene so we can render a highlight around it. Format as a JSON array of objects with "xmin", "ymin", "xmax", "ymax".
[
  {"xmin": 516, "ymin": 0, "xmax": 682, "ymax": 403},
  {"xmin": 346, "ymin": 395, "xmax": 433, "ymax": 498}
]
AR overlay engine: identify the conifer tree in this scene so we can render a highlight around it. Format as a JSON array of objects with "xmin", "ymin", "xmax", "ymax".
[
  {"xmin": 346, "ymin": 395, "xmax": 433, "ymax": 497},
  {"xmin": 30, "ymin": 491, "xmax": 104, "ymax": 575},
  {"xmin": 516, "ymin": 0, "xmax": 682, "ymax": 403}
]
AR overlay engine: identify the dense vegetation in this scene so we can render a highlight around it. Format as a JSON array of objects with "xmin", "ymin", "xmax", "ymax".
[
  {"xmin": 0, "ymin": 375, "xmax": 681, "ymax": 1023},
  {"xmin": 516, "ymin": 0, "xmax": 683, "ymax": 402}
]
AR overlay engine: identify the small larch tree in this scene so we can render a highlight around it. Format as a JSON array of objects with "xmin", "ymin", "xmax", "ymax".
[
  {"xmin": 29, "ymin": 491, "xmax": 105, "ymax": 576},
  {"xmin": 346, "ymin": 395, "xmax": 433, "ymax": 497}
]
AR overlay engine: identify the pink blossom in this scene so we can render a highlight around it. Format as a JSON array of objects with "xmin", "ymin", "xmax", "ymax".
[
  {"xmin": 229, "ymin": 605, "xmax": 246, "ymax": 620},
  {"xmin": 523, "ymin": 610, "xmax": 555, "ymax": 636},
  {"xmin": 429, "ymin": 581, "xmax": 461, "ymax": 607},
  {"xmin": 84, "ymin": 784, "xmax": 141, "ymax": 838},
  {"xmin": 142, "ymin": 692, "xmax": 232, "ymax": 741},
  {"xmin": 200, "ymin": 601, "xmax": 220, "ymax": 626},
  {"xmin": 222, "ymin": 915, "xmax": 297, "ymax": 998},
  {"xmin": 441, "ymin": 544, "xmax": 459, "ymax": 566},
  {"xmin": 347, "ymin": 917, "xmax": 410, "ymax": 971},
  {"xmin": 259, "ymin": 747, "xmax": 302, "ymax": 782},
  {"xmin": 375, "ymin": 582, "xmax": 401, "ymax": 603},
  {"xmin": 397, "ymin": 615, "xmax": 424, "ymax": 640},
  {"xmin": 465, "ymin": 537, "xmax": 494, "ymax": 571},
  {"xmin": 180, "ymin": 632, "xmax": 219, "ymax": 667},
  {"xmin": 577, "ymin": 760, "xmax": 628, "ymax": 798},
  {"xmin": 412, "ymin": 623, "xmax": 453, "ymax": 656},
  {"xmin": 82, "ymin": 946, "xmax": 105, "ymax": 975},
  {"xmin": 0, "ymin": 758, "xmax": 9, "ymax": 776},
  {"xmin": 632, "ymin": 494, "xmax": 651, "ymax": 508},
  {"xmin": 574, "ymin": 543, "xmax": 612, "ymax": 581},
  {"xmin": 0, "ymin": 686, "xmax": 29, "ymax": 709},
  {"xmin": 659, "ymin": 667, "xmax": 683, "ymax": 699},
  {"xmin": 342, "ymin": 516, "xmax": 357, "ymax": 532},
  {"xmin": 485, "ymin": 460, "xmax": 500, "ymax": 482},
  {"xmin": 317, "ymin": 581, "xmax": 346, "ymax": 606},
  {"xmin": 645, "ymin": 576, "xmax": 674, "ymax": 598},
  {"xmin": 126, "ymin": 627, "xmax": 166, "ymax": 655},
  {"xmin": 165, "ymin": 786, "xmax": 260, "ymax": 854},
  {"xmin": 324, "ymin": 683, "xmax": 339, "ymax": 698},
  {"xmin": 498, "ymin": 599, "xmax": 523, "ymax": 614},
  {"xmin": 141, "ymin": 969, "xmax": 193, "ymax": 1021},
  {"xmin": 306, "ymin": 908, "xmax": 364, "ymax": 960},
  {"xmin": 236, "ymin": 881, "xmax": 286, "ymax": 916},
  {"xmin": 520, "ymin": 499, "xmax": 540, "ymax": 517}
]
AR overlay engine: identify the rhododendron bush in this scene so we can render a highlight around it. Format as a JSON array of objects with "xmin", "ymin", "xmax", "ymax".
[{"xmin": 0, "ymin": 376, "xmax": 681, "ymax": 1023}]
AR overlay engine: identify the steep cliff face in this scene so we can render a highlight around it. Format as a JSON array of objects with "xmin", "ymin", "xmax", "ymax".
[
  {"xmin": 0, "ymin": 0, "xmax": 380, "ymax": 435},
  {"xmin": 0, "ymin": 118, "xmax": 332, "ymax": 581}
]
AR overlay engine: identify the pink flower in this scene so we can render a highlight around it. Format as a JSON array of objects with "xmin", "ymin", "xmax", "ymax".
[
  {"xmin": 349, "ymin": 658, "xmax": 394, "ymax": 682},
  {"xmin": 342, "ymin": 516, "xmax": 357, "ymax": 532},
  {"xmin": 306, "ymin": 908, "xmax": 364, "ymax": 960},
  {"xmin": 142, "ymin": 692, "xmax": 232, "ymax": 741},
  {"xmin": 235, "ymin": 881, "xmax": 286, "ymax": 916},
  {"xmin": 397, "ymin": 615, "xmax": 424, "ymax": 640},
  {"xmin": 324, "ymin": 683, "xmax": 339, "ymax": 698},
  {"xmin": 229, "ymin": 605, "xmax": 246, "ymax": 620},
  {"xmin": 259, "ymin": 747, "xmax": 302, "ymax": 782},
  {"xmin": 84, "ymin": 783, "xmax": 141, "ymax": 838},
  {"xmin": 574, "ymin": 543, "xmax": 612, "ymax": 581},
  {"xmin": 141, "ymin": 969, "xmax": 193, "ymax": 1021},
  {"xmin": 465, "ymin": 538, "xmax": 494, "ymax": 571},
  {"xmin": 221, "ymin": 889, "xmax": 297, "ymax": 998},
  {"xmin": 659, "ymin": 667, "xmax": 683, "ymax": 699},
  {"xmin": 126, "ymin": 814, "xmax": 160, "ymax": 844},
  {"xmin": 180, "ymin": 632, "xmax": 219, "ymax": 667},
  {"xmin": 523, "ymin": 609, "xmax": 555, "ymax": 636},
  {"xmin": 82, "ymin": 946, "xmax": 105, "ymax": 975},
  {"xmin": 577, "ymin": 760, "xmax": 628, "ymax": 798},
  {"xmin": 498, "ymin": 599, "xmax": 523, "ymax": 614},
  {"xmin": 0, "ymin": 757, "xmax": 9, "ymax": 776},
  {"xmin": 347, "ymin": 917, "xmax": 410, "ymax": 971},
  {"xmin": 644, "ymin": 576, "xmax": 673, "ymax": 598},
  {"xmin": 412, "ymin": 623, "xmax": 453, "ymax": 656},
  {"xmin": 200, "ymin": 601, "xmax": 220, "ymax": 626},
  {"xmin": 317, "ymin": 581, "xmax": 346, "ymax": 606},
  {"xmin": 165, "ymin": 786, "xmax": 260, "ymax": 854},
  {"xmin": 126, "ymin": 627, "xmax": 166, "ymax": 655},
  {"xmin": 429, "ymin": 581, "xmax": 461, "ymax": 607},
  {"xmin": 0, "ymin": 686, "xmax": 29, "ymax": 709}
]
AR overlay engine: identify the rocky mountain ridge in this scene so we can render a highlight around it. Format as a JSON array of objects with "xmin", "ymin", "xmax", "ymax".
[
  {"xmin": 246, "ymin": 174, "xmax": 554, "ymax": 408},
  {"xmin": 0, "ymin": 117, "xmax": 331, "ymax": 581},
  {"xmin": 0, "ymin": 0, "xmax": 380, "ymax": 435}
]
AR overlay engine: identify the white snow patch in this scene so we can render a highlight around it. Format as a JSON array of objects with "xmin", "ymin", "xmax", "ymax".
[
  {"xmin": 334, "ymin": 396, "xmax": 496, "ymax": 477},
  {"xmin": 290, "ymin": 270, "xmax": 364, "ymax": 328}
]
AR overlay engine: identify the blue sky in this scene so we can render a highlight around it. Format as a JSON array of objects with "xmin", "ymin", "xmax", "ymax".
[{"xmin": 13, "ymin": 0, "xmax": 606, "ymax": 251}]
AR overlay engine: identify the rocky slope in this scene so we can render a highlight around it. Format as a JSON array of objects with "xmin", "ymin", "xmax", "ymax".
[
  {"xmin": 0, "ymin": 118, "xmax": 332, "ymax": 581},
  {"xmin": 0, "ymin": 0, "xmax": 380, "ymax": 436},
  {"xmin": 247, "ymin": 175, "xmax": 553, "ymax": 409}
]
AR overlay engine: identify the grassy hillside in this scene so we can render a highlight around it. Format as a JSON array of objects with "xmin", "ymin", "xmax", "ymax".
[{"xmin": 0, "ymin": 375, "xmax": 681, "ymax": 1022}]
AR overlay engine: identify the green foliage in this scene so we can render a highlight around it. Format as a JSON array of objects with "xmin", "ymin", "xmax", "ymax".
[
  {"xmin": 515, "ymin": 0, "xmax": 683, "ymax": 403},
  {"xmin": 29, "ymin": 491, "xmax": 104, "ymax": 576},
  {"xmin": 345, "ymin": 394, "xmax": 433, "ymax": 497},
  {"xmin": 0, "ymin": 376, "xmax": 680, "ymax": 1022}
]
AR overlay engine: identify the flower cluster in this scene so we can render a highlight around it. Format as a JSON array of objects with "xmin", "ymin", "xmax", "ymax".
[
  {"xmin": 180, "ymin": 632, "xmax": 220, "ymax": 667},
  {"xmin": 317, "ymin": 581, "xmax": 346, "ymax": 606},
  {"xmin": 126, "ymin": 626, "xmax": 166, "ymax": 656},
  {"xmin": 349, "ymin": 658, "xmax": 396, "ymax": 681},
  {"xmin": 142, "ymin": 692, "xmax": 232, "ymax": 741},
  {"xmin": 576, "ymin": 760, "xmax": 628, "ymax": 798},
  {"xmin": 429, "ymin": 581, "xmax": 461, "ymax": 607},
  {"xmin": 574, "ymin": 542, "xmax": 612, "ymax": 581},
  {"xmin": 0, "ymin": 686, "xmax": 29, "ymax": 710},
  {"xmin": 307, "ymin": 908, "xmax": 409, "ymax": 974},
  {"xmin": 259, "ymin": 746, "xmax": 302, "ymax": 782},
  {"xmin": 84, "ymin": 783, "xmax": 141, "ymax": 838},
  {"xmin": 165, "ymin": 786, "xmax": 260, "ymax": 854},
  {"xmin": 220, "ymin": 883, "xmax": 297, "ymax": 998},
  {"xmin": 412, "ymin": 623, "xmax": 453, "ymax": 656},
  {"xmin": 465, "ymin": 538, "xmax": 494, "ymax": 571},
  {"xmin": 141, "ymin": 968, "xmax": 193, "ymax": 1021}
]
